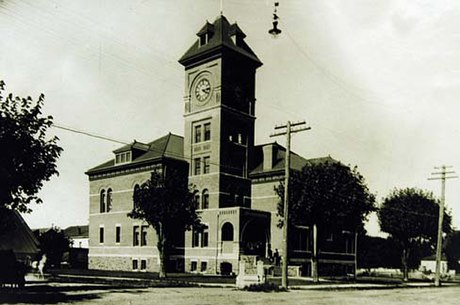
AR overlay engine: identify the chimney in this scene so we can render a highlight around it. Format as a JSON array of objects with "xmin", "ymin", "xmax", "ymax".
[{"xmin": 263, "ymin": 143, "xmax": 277, "ymax": 170}]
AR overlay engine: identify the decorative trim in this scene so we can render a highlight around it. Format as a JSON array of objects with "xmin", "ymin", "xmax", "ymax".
[{"xmin": 88, "ymin": 163, "xmax": 162, "ymax": 181}]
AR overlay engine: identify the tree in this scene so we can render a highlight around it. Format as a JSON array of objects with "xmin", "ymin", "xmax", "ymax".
[
  {"xmin": 128, "ymin": 168, "xmax": 201, "ymax": 278},
  {"xmin": 276, "ymin": 161, "xmax": 375, "ymax": 281},
  {"xmin": 378, "ymin": 188, "xmax": 452, "ymax": 281},
  {"xmin": 37, "ymin": 227, "xmax": 71, "ymax": 268},
  {"xmin": 444, "ymin": 231, "xmax": 460, "ymax": 271},
  {"xmin": 0, "ymin": 80, "xmax": 62, "ymax": 215},
  {"xmin": 358, "ymin": 235, "xmax": 401, "ymax": 270}
]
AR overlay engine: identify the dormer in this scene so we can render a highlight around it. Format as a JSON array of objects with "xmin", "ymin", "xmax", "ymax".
[
  {"xmin": 197, "ymin": 22, "xmax": 215, "ymax": 47},
  {"xmin": 113, "ymin": 141, "xmax": 150, "ymax": 165},
  {"xmin": 229, "ymin": 23, "xmax": 246, "ymax": 47}
]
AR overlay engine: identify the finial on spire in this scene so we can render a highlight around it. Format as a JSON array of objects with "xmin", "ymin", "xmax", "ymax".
[{"xmin": 220, "ymin": 0, "xmax": 224, "ymax": 15}]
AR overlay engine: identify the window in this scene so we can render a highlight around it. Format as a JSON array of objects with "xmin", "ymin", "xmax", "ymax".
[
  {"xmin": 115, "ymin": 226, "xmax": 121, "ymax": 243},
  {"xmin": 199, "ymin": 34, "xmax": 207, "ymax": 46},
  {"xmin": 194, "ymin": 193, "xmax": 200, "ymax": 209},
  {"xmin": 99, "ymin": 188, "xmax": 113, "ymax": 213},
  {"xmin": 115, "ymin": 151, "xmax": 131, "ymax": 164},
  {"xmin": 221, "ymin": 223, "xmax": 234, "ymax": 241},
  {"xmin": 99, "ymin": 227, "xmax": 104, "ymax": 244},
  {"xmin": 191, "ymin": 261, "xmax": 197, "ymax": 272},
  {"xmin": 133, "ymin": 184, "xmax": 140, "ymax": 208},
  {"xmin": 201, "ymin": 227, "xmax": 209, "ymax": 248},
  {"xmin": 100, "ymin": 190, "xmax": 106, "ymax": 213},
  {"xmin": 194, "ymin": 158, "xmax": 201, "ymax": 175},
  {"xmin": 201, "ymin": 261, "xmax": 208, "ymax": 272},
  {"xmin": 106, "ymin": 188, "xmax": 112, "ymax": 212},
  {"xmin": 141, "ymin": 226, "xmax": 148, "ymax": 246},
  {"xmin": 194, "ymin": 125, "xmax": 202, "ymax": 143},
  {"xmin": 132, "ymin": 259, "xmax": 139, "ymax": 270},
  {"xmin": 204, "ymin": 123, "xmax": 211, "ymax": 141},
  {"xmin": 140, "ymin": 259, "xmax": 147, "ymax": 270},
  {"xmin": 133, "ymin": 226, "xmax": 140, "ymax": 246},
  {"xmin": 234, "ymin": 194, "xmax": 240, "ymax": 204},
  {"xmin": 192, "ymin": 229, "xmax": 200, "ymax": 247},
  {"xmin": 203, "ymin": 157, "xmax": 210, "ymax": 174},
  {"xmin": 202, "ymin": 189, "xmax": 209, "ymax": 209}
]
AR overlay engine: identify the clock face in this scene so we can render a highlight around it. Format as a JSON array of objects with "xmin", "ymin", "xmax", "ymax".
[{"xmin": 194, "ymin": 78, "xmax": 211, "ymax": 102}]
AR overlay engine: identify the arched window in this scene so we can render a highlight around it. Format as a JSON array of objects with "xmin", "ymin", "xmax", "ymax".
[
  {"xmin": 202, "ymin": 189, "xmax": 209, "ymax": 209},
  {"xmin": 133, "ymin": 184, "xmax": 140, "ymax": 208},
  {"xmin": 221, "ymin": 222, "xmax": 234, "ymax": 241},
  {"xmin": 106, "ymin": 188, "xmax": 113, "ymax": 212},
  {"xmin": 100, "ymin": 190, "xmax": 106, "ymax": 213},
  {"xmin": 195, "ymin": 194, "xmax": 200, "ymax": 209}
]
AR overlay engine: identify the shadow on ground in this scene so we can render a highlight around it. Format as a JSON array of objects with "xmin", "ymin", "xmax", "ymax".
[{"xmin": 0, "ymin": 284, "xmax": 143, "ymax": 304}]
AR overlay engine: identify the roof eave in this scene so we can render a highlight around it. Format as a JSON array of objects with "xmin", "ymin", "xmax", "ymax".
[
  {"xmin": 85, "ymin": 157, "xmax": 162, "ymax": 177},
  {"xmin": 179, "ymin": 44, "xmax": 262, "ymax": 69}
]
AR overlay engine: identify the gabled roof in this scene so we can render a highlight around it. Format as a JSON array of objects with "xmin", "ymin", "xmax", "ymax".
[
  {"xmin": 250, "ymin": 142, "xmax": 337, "ymax": 177},
  {"xmin": 0, "ymin": 209, "xmax": 39, "ymax": 257},
  {"xmin": 86, "ymin": 133, "xmax": 184, "ymax": 176},
  {"xmin": 179, "ymin": 15, "xmax": 262, "ymax": 67}
]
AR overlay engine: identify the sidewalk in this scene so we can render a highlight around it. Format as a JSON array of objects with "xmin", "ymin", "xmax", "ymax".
[
  {"xmin": 288, "ymin": 278, "xmax": 459, "ymax": 290},
  {"xmin": 43, "ymin": 272, "xmax": 236, "ymax": 288}
]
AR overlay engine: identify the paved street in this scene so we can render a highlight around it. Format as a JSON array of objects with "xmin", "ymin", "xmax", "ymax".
[{"xmin": 1, "ymin": 284, "xmax": 459, "ymax": 305}]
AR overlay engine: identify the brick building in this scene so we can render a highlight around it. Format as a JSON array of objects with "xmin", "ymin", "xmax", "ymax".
[{"xmin": 86, "ymin": 15, "xmax": 356, "ymax": 276}]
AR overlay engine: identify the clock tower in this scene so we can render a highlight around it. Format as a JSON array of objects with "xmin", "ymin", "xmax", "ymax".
[
  {"xmin": 179, "ymin": 15, "xmax": 265, "ymax": 274},
  {"xmin": 179, "ymin": 15, "xmax": 262, "ymax": 209}
]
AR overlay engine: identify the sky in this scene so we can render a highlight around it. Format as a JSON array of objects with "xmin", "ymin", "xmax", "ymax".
[{"xmin": 1, "ymin": 0, "xmax": 459, "ymax": 235}]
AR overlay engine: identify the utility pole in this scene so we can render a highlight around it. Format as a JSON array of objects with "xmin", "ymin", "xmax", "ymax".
[
  {"xmin": 271, "ymin": 120, "xmax": 310, "ymax": 289},
  {"xmin": 428, "ymin": 165, "xmax": 457, "ymax": 287}
]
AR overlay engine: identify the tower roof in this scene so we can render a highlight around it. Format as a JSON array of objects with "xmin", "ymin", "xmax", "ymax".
[{"xmin": 179, "ymin": 15, "xmax": 262, "ymax": 68}]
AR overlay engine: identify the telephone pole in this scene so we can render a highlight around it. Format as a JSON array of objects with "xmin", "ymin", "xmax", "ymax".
[
  {"xmin": 428, "ymin": 165, "xmax": 457, "ymax": 287},
  {"xmin": 271, "ymin": 120, "xmax": 310, "ymax": 289}
]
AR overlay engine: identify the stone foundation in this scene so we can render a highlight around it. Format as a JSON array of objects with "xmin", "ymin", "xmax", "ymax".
[{"xmin": 89, "ymin": 256, "xmax": 160, "ymax": 272}]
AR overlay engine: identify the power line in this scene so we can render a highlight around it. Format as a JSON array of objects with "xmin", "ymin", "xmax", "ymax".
[
  {"xmin": 52, "ymin": 123, "xmax": 246, "ymax": 173},
  {"xmin": 54, "ymin": 124, "xmax": 128, "ymax": 145},
  {"xmin": 55, "ymin": 122, "xmax": 443, "ymax": 222}
]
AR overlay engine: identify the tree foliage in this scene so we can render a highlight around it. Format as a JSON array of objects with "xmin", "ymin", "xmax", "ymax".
[
  {"xmin": 378, "ymin": 187, "xmax": 452, "ymax": 280},
  {"xmin": 128, "ymin": 167, "xmax": 201, "ymax": 278},
  {"xmin": 0, "ymin": 81, "xmax": 62, "ymax": 213},
  {"xmin": 444, "ymin": 230, "xmax": 460, "ymax": 271},
  {"xmin": 276, "ymin": 161, "xmax": 376, "ymax": 232},
  {"xmin": 358, "ymin": 235, "xmax": 401, "ymax": 270},
  {"xmin": 37, "ymin": 227, "xmax": 71, "ymax": 268}
]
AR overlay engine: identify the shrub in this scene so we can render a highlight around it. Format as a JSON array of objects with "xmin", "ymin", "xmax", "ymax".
[{"xmin": 243, "ymin": 282, "xmax": 287, "ymax": 292}]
